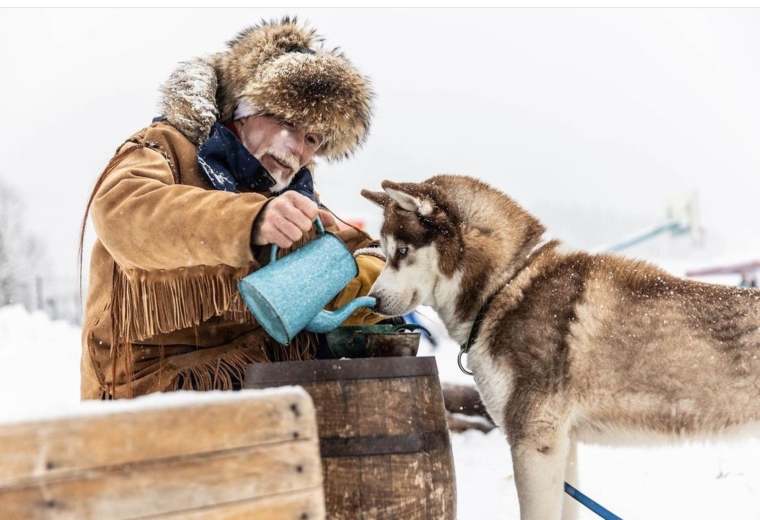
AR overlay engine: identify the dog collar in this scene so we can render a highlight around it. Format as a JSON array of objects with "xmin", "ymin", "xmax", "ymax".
[
  {"xmin": 458, "ymin": 238, "xmax": 551, "ymax": 375},
  {"xmin": 458, "ymin": 292, "xmax": 498, "ymax": 376}
]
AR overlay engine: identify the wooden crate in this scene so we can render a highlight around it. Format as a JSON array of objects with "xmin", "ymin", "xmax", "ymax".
[{"xmin": 0, "ymin": 388, "xmax": 324, "ymax": 520}]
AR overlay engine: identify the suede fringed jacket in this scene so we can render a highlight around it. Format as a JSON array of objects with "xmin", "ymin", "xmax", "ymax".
[{"xmin": 81, "ymin": 120, "xmax": 380, "ymax": 399}]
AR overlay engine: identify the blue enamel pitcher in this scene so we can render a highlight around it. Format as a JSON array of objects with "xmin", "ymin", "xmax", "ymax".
[{"xmin": 238, "ymin": 217, "xmax": 377, "ymax": 344}]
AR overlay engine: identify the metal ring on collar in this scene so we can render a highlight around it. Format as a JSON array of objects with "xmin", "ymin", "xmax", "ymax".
[{"xmin": 457, "ymin": 349, "xmax": 473, "ymax": 376}]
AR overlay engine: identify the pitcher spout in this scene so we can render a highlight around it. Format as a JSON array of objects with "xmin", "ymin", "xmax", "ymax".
[{"xmin": 306, "ymin": 296, "xmax": 377, "ymax": 333}]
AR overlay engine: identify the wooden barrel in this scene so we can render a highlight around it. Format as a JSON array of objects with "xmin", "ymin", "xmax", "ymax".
[{"xmin": 245, "ymin": 356, "xmax": 457, "ymax": 520}]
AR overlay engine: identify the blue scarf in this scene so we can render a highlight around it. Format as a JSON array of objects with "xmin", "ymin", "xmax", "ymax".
[{"xmin": 196, "ymin": 122, "xmax": 317, "ymax": 203}]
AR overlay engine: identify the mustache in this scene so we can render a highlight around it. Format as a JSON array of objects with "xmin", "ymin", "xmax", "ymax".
[{"xmin": 256, "ymin": 148, "xmax": 299, "ymax": 172}]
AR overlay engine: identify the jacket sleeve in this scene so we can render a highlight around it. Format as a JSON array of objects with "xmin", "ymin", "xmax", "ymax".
[{"xmin": 91, "ymin": 144, "xmax": 269, "ymax": 271}]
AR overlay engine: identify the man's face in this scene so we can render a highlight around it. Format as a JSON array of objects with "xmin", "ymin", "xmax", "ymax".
[{"xmin": 234, "ymin": 115, "xmax": 324, "ymax": 193}]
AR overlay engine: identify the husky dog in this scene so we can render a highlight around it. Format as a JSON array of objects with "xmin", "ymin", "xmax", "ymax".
[{"xmin": 361, "ymin": 175, "xmax": 760, "ymax": 520}]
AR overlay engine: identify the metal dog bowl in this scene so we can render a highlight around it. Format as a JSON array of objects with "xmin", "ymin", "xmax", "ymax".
[{"xmin": 325, "ymin": 323, "xmax": 429, "ymax": 359}]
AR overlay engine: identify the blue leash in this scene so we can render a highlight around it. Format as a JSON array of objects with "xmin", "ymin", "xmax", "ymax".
[{"xmin": 565, "ymin": 482, "xmax": 623, "ymax": 520}]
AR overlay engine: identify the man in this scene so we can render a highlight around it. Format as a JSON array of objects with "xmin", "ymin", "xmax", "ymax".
[{"xmin": 80, "ymin": 18, "xmax": 386, "ymax": 399}]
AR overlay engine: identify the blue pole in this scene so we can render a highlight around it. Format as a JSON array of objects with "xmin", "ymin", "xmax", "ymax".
[{"xmin": 603, "ymin": 220, "xmax": 689, "ymax": 252}]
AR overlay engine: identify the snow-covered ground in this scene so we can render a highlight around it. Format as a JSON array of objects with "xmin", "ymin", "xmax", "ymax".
[{"xmin": 2, "ymin": 305, "xmax": 760, "ymax": 519}]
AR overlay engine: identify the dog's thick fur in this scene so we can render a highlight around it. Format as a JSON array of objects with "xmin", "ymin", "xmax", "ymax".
[{"xmin": 362, "ymin": 175, "xmax": 760, "ymax": 520}]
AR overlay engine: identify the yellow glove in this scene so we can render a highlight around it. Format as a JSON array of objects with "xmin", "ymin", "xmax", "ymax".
[{"xmin": 328, "ymin": 254, "xmax": 387, "ymax": 326}]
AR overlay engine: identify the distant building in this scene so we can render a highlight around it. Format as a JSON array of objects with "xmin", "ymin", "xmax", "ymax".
[{"xmin": 686, "ymin": 260, "xmax": 760, "ymax": 288}]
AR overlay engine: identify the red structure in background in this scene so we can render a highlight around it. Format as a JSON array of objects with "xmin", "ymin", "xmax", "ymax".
[{"xmin": 686, "ymin": 260, "xmax": 760, "ymax": 288}]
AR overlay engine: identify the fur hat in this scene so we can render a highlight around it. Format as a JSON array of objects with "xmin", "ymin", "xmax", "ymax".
[{"xmin": 214, "ymin": 17, "xmax": 374, "ymax": 162}]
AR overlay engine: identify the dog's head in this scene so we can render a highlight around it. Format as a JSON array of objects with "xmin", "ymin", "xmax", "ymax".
[
  {"xmin": 361, "ymin": 175, "xmax": 545, "ymax": 318},
  {"xmin": 361, "ymin": 177, "xmax": 468, "ymax": 316}
]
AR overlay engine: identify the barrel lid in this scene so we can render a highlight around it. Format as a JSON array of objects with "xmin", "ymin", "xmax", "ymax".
[{"xmin": 245, "ymin": 356, "xmax": 439, "ymax": 384}]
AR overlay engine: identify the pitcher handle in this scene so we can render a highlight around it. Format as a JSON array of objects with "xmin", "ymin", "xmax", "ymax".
[{"xmin": 270, "ymin": 215, "xmax": 326, "ymax": 264}]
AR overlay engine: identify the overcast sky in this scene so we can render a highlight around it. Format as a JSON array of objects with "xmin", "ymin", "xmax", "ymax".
[{"xmin": 2, "ymin": 8, "xmax": 759, "ymax": 280}]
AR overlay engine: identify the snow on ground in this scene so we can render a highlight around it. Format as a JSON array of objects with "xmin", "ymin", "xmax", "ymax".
[
  {"xmin": 0, "ymin": 305, "xmax": 82, "ymax": 415},
  {"xmin": 2, "ymin": 305, "xmax": 760, "ymax": 519}
]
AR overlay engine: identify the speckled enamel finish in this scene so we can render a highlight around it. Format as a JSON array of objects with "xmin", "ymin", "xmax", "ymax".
[{"xmin": 238, "ymin": 221, "xmax": 376, "ymax": 344}]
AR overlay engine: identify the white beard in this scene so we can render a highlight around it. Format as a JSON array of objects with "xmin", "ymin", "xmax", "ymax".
[
  {"xmin": 267, "ymin": 169, "xmax": 294, "ymax": 194},
  {"xmin": 254, "ymin": 149, "xmax": 299, "ymax": 194}
]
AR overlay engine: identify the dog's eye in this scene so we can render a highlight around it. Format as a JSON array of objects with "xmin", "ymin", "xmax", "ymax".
[{"xmin": 398, "ymin": 246, "xmax": 408, "ymax": 256}]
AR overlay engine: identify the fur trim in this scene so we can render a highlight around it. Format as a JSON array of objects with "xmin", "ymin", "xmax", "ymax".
[
  {"xmin": 159, "ymin": 57, "xmax": 219, "ymax": 147},
  {"xmin": 158, "ymin": 18, "xmax": 374, "ymax": 160},
  {"xmin": 353, "ymin": 246, "xmax": 386, "ymax": 261},
  {"xmin": 215, "ymin": 17, "xmax": 373, "ymax": 161}
]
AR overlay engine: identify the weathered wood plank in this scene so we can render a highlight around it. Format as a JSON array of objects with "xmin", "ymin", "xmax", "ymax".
[
  {"xmin": 0, "ymin": 390, "xmax": 316, "ymax": 486},
  {"xmin": 141, "ymin": 487, "xmax": 325, "ymax": 520},
  {"xmin": 0, "ymin": 439, "xmax": 321, "ymax": 520}
]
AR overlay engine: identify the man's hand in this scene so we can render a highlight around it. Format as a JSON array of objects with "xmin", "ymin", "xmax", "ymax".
[{"xmin": 252, "ymin": 191, "xmax": 336, "ymax": 248}]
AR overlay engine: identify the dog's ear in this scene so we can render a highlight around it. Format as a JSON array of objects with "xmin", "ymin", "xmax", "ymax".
[
  {"xmin": 360, "ymin": 190, "xmax": 391, "ymax": 208},
  {"xmin": 381, "ymin": 181, "xmax": 435, "ymax": 216}
]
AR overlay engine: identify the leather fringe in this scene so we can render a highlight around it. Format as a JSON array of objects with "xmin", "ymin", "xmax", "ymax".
[
  {"xmin": 267, "ymin": 332, "xmax": 319, "ymax": 362},
  {"xmin": 112, "ymin": 264, "xmax": 256, "ymax": 343},
  {"xmin": 166, "ymin": 347, "xmax": 268, "ymax": 392},
  {"xmin": 106, "ymin": 262, "xmax": 319, "ymax": 398},
  {"xmin": 165, "ymin": 332, "xmax": 318, "ymax": 392}
]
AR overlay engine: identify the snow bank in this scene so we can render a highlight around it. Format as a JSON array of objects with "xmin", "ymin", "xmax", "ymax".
[
  {"xmin": 0, "ymin": 305, "xmax": 82, "ymax": 417},
  {"xmin": 2, "ymin": 305, "xmax": 760, "ymax": 519}
]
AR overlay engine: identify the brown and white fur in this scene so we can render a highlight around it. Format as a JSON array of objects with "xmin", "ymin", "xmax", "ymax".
[{"xmin": 361, "ymin": 175, "xmax": 760, "ymax": 520}]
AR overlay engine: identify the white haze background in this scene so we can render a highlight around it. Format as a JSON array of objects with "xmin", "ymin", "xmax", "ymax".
[
  {"xmin": 1, "ymin": 8, "xmax": 760, "ymax": 281},
  {"xmin": 2, "ymin": 7, "xmax": 760, "ymax": 520}
]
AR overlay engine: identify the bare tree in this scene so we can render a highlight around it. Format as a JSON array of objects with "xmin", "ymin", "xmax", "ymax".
[{"xmin": 0, "ymin": 178, "xmax": 45, "ymax": 307}]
